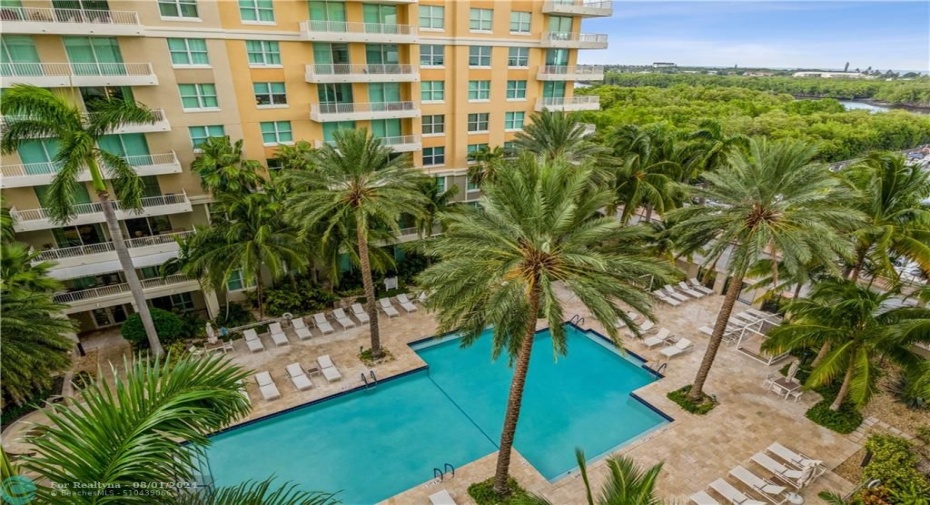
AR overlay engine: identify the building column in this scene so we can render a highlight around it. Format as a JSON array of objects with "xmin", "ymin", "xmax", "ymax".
[{"xmin": 204, "ymin": 289, "xmax": 220, "ymax": 319}]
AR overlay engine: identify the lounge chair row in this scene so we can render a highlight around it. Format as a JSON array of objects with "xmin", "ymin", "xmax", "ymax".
[
  {"xmin": 622, "ymin": 322, "xmax": 694, "ymax": 360},
  {"xmin": 689, "ymin": 443, "xmax": 825, "ymax": 505},
  {"xmin": 653, "ymin": 279, "xmax": 714, "ymax": 306},
  {"xmin": 376, "ymin": 294, "xmax": 419, "ymax": 318},
  {"xmin": 252, "ymin": 354, "xmax": 344, "ymax": 401}
]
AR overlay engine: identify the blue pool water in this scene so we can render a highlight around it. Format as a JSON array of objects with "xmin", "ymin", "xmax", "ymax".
[{"xmin": 205, "ymin": 326, "xmax": 669, "ymax": 504}]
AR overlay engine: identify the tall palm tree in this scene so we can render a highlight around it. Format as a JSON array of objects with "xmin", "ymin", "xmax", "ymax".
[
  {"xmin": 188, "ymin": 191, "xmax": 303, "ymax": 319},
  {"xmin": 0, "ymin": 196, "xmax": 14, "ymax": 245},
  {"xmin": 467, "ymin": 145, "xmax": 507, "ymax": 188},
  {"xmin": 514, "ymin": 110, "xmax": 604, "ymax": 163},
  {"xmin": 0, "ymin": 242, "xmax": 61, "ymax": 293},
  {"xmin": 841, "ymin": 152, "xmax": 930, "ymax": 282},
  {"xmin": 282, "ymin": 129, "xmax": 427, "ymax": 358},
  {"xmin": 610, "ymin": 124, "xmax": 683, "ymax": 223},
  {"xmin": 417, "ymin": 155, "xmax": 675, "ymax": 495},
  {"xmin": 416, "ymin": 178, "xmax": 458, "ymax": 241},
  {"xmin": 191, "ymin": 136, "xmax": 264, "ymax": 195},
  {"xmin": 667, "ymin": 138, "xmax": 863, "ymax": 402},
  {"xmin": 1, "ymin": 85, "xmax": 164, "ymax": 355},
  {"xmin": 10, "ymin": 354, "xmax": 336, "ymax": 504},
  {"xmin": 763, "ymin": 279, "xmax": 930, "ymax": 411},
  {"xmin": 682, "ymin": 119, "xmax": 749, "ymax": 176}
]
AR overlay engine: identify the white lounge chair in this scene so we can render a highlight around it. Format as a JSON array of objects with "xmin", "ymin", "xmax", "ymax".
[
  {"xmin": 313, "ymin": 313, "xmax": 334, "ymax": 334},
  {"xmin": 351, "ymin": 303, "xmax": 370, "ymax": 324},
  {"xmin": 236, "ymin": 379, "xmax": 250, "ymax": 405},
  {"xmin": 625, "ymin": 319, "xmax": 656, "ymax": 337},
  {"xmin": 653, "ymin": 291, "xmax": 682, "ymax": 306},
  {"xmin": 690, "ymin": 490, "xmax": 721, "ymax": 505},
  {"xmin": 332, "ymin": 308, "xmax": 356, "ymax": 329},
  {"xmin": 677, "ymin": 281, "xmax": 706, "ymax": 298},
  {"xmin": 292, "ymin": 317, "xmax": 313, "ymax": 340},
  {"xmin": 642, "ymin": 328, "xmax": 672, "ymax": 348},
  {"xmin": 254, "ymin": 371, "xmax": 280, "ymax": 401},
  {"xmin": 660, "ymin": 338, "xmax": 693, "ymax": 359},
  {"xmin": 708, "ymin": 479, "xmax": 766, "ymax": 505},
  {"xmin": 378, "ymin": 298, "xmax": 400, "ymax": 318},
  {"xmin": 243, "ymin": 328, "xmax": 264, "ymax": 353},
  {"xmin": 428, "ymin": 489, "xmax": 457, "ymax": 505},
  {"xmin": 662, "ymin": 285, "xmax": 691, "ymax": 301},
  {"xmin": 729, "ymin": 465, "xmax": 788, "ymax": 504},
  {"xmin": 614, "ymin": 311, "xmax": 640, "ymax": 329},
  {"xmin": 285, "ymin": 363, "xmax": 313, "ymax": 391},
  {"xmin": 767, "ymin": 443, "xmax": 825, "ymax": 477},
  {"xmin": 750, "ymin": 453, "xmax": 805, "ymax": 489},
  {"xmin": 269, "ymin": 322, "xmax": 289, "ymax": 346},
  {"xmin": 689, "ymin": 278, "xmax": 715, "ymax": 295},
  {"xmin": 417, "ymin": 291, "xmax": 429, "ymax": 304},
  {"xmin": 317, "ymin": 354, "xmax": 343, "ymax": 382},
  {"xmin": 396, "ymin": 293, "xmax": 418, "ymax": 313}
]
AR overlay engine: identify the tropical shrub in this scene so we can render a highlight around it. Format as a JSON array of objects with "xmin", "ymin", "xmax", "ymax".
[
  {"xmin": 121, "ymin": 308, "xmax": 186, "ymax": 350},
  {"xmin": 468, "ymin": 477, "xmax": 531, "ymax": 505},
  {"xmin": 667, "ymin": 385, "xmax": 716, "ymax": 415},
  {"xmin": 214, "ymin": 302, "xmax": 254, "ymax": 328},
  {"xmin": 262, "ymin": 283, "xmax": 339, "ymax": 316},
  {"xmin": 885, "ymin": 369, "xmax": 929, "ymax": 410},
  {"xmin": 805, "ymin": 398, "xmax": 863, "ymax": 434},
  {"xmin": 861, "ymin": 435, "xmax": 930, "ymax": 501}
]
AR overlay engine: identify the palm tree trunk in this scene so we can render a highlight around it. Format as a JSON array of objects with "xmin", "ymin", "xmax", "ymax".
[
  {"xmin": 793, "ymin": 282, "xmax": 803, "ymax": 300},
  {"xmin": 689, "ymin": 274, "xmax": 743, "ymax": 402},
  {"xmin": 830, "ymin": 364, "xmax": 855, "ymax": 411},
  {"xmin": 99, "ymin": 193, "xmax": 164, "ymax": 357},
  {"xmin": 849, "ymin": 248, "xmax": 866, "ymax": 282},
  {"xmin": 492, "ymin": 284, "xmax": 541, "ymax": 495},
  {"xmin": 356, "ymin": 217, "xmax": 381, "ymax": 358},
  {"xmin": 255, "ymin": 269, "xmax": 264, "ymax": 319},
  {"xmin": 644, "ymin": 205, "xmax": 653, "ymax": 223},
  {"xmin": 811, "ymin": 342, "xmax": 831, "ymax": 368}
]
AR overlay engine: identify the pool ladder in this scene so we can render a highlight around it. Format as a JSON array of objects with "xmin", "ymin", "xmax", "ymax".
[
  {"xmin": 433, "ymin": 463, "xmax": 456, "ymax": 481},
  {"xmin": 569, "ymin": 314, "xmax": 585, "ymax": 327},
  {"xmin": 360, "ymin": 370, "xmax": 379, "ymax": 389}
]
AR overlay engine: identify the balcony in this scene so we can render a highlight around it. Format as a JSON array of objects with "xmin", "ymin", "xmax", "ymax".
[
  {"xmin": 535, "ymin": 96, "xmax": 600, "ymax": 112},
  {"xmin": 0, "ymin": 62, "xmax": 158, "ymax": 88},
  {"xmin": 99, "ymin": 109, "xmax": 171, "ymax": 134},
  {"xmin": 299, "ymin": 20, "xmax": 417, "ymax": 44},
  {"xmin": 540, "ymin": 32, "xmax": 609, "ymax": 49},
  {"xmin": 1, "ymin": 152, "xmax": 182, "ymax": 189},
  {"xmin": 0, "ymin": 7, "xmax": 143, "ymax": 36},
  {"xmin": 310, "ymin": 101, "xmax": 420, "ymax": 122},
  {"xmin": 542, "ymin": 0, "xmax": 613, "ymax": 17},
  {"xmin": 53, "ymin": 273, "xmax": 200, "ymax": 313},
  {"xmin": 10, "ymin": 192, "xmax": 192, "ymax": 232},
  {"xmin": 304, "ymin": 63, "xmax": 419, "ymax": 83},
  {"xmin": 537, "ymin": 65, "xmax": 605, "ymax": 81},
  {"xmin": 315, "ymin": 134, "xmax": 421, "ymax": 153},
  {"xmin": 35, "ymin": 231, "xmax": 194, "ymax": 280}
]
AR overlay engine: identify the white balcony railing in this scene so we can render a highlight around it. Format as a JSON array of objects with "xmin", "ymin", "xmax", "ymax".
[
  {"xmin": 12, "ymin": 193, "xmax": 189, "ymax": 223},
  {"xmin": 538, "ymin": 65, "xmax": 605, "ymax": 77},
  {"xmin": 540, "ymin": 32, "xmax": 609, "ymax": 48},
  {"xmin": 53, "ymin": 273, "xmax": 192, "ymax": 304},
  {"xmin": 299, "ymin": 20, "xmax": 416, "ymax": 42},
  {"xmin": 536, "ymin": 96, "xmax": 601, "ymax": 112},
  {"xmin": 310, "ymin": 101, "xmax": 420, "ymax": 121},
  {"xmin": 1, "ymin": 152, "xmax": 180, "ymax": 188},
  {"xmin": 380, "ymin": 134, "xmax": 420, "ymax": 148},
  {"xmin": 33, "ymin": 231, "xmax": 194, "ymax": 263},
  {"xmin": 304, "ymin": 63, "xmax": 418, "ymax": 83},
  {"xmin": 542, "ymin": 0, "xmax": 614, "ymax": 16},
  {"xmin": 0, "ymin": 62, "xmax": 157, "ymax": 87},
  {"xmin": 0, "ymin": 7, "xmax": 143, "ymax": 35}
]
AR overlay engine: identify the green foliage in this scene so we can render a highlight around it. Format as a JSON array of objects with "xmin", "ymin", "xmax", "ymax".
[
  {"xmin": 885, "ymin": 369, "xmax": 929, "ymax": 410},
  {"xmin": 214, "ymin": 302, "xmax": 254, "ymax": 328},
  {"xmin": 805, "ymin": 398, "xmax": 863, "ymax": 433},
  {"xmin": 916, "ymin": 426, "xmax": 930, "ymax": 445},
  {"xmin": 468, "ymin": 477, "xmax": 532, "ymax": 505},
  {"xmin": 358, "ymin": 347, "xmax": 394, "ymax": 366},
  {"xmin": 861, "ymin": 435, "xmax": 930, "ymax": 500},
  {"xmin": 263, "ymin": 282, "xmax": 338, "ymax": 316},
  {"xmin": 175, "ymin": 478, "xmax": 339, "ymax": 505},
  {"xmin": 667, "ymin": 385, "xmax": 716, "ymax": 415},
  {"xmin": 0, "ymin": 377, "xmax": 63, "ymax": 430},
  {"xmin": 121, "ymin": 308, "xmax": 186, "ymax": 350},
  {"xmin": 71, "ymin": 370, "xmax": 96, "ymax": 390}
]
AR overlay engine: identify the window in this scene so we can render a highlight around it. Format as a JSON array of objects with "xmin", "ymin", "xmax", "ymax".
[
  {"xmin": 423, "ymin": 147, "xmax": 445, "ymax": 166},
  {"xmin": 226, "ymin": 270, "xmax": 254, "ymax": 291},
  {"xmin": 366, "ymin": 43, "xmax": 398, "ymax": 65},
  {"xmin": 158, "ymin": 0, "xmax": 198, "ymax": 18},
  {"xmin": 510, "ymin": 11, "xmax": 531, "ymax": 33},
  {"xmin": 543, "ymin": 81, "xmax": 566, "ymax": 98},
  {"xmin": 506, "ymin": 80, "xmax": 527, "ymax": 99},
  {"xmin": 260, "ymin": 121, "xmax": 293, "ymax": 145},
  {"xmin": 508, "ymin": 47, "xmax": 528, "ymax": 67},
  {"xmin": 253, "ymin": 82, "xmax": 287, "ymax": 106},
  {"xmin": 467, "ymin": 80, "xmax": 490, "ymax": 101},
  {"xmin": 239, "ymin": 0, "xmax": 274, "ymax": 22},
  {"xmin": 505, "ymin": 111, "xmax": 525, "ymax": 131},
  {"xmin": 469, "ymin": 8, "xmax": 492, "ymax": 31},
  {"xmin": 467, "ymin": 176, "xmax": 479, "ymax": 191},
  {"xmin": 188, "ymin": 125, "xmax": 225, "ymax": 149},
  {"xmin": 467, "ymin": 143, "xmax": 489, "ymax": 164},
  {"xmin": 421, "ymin": 81, "xmax": 444, "ymax": 102},
  {"xmin": 422, "ymin": 115, "xmax": 444, "ymax": 135},
  {"xmin": 420, "ymin": 45, "xmax": 444, "ymax": 67},
  {"xmin": 245, "ymin": 40, "xmax": 281, "ymax": 66},
  {"xmin": 549, "ymin": 15, "xmax": 573, "ymax": 33},
  {"xmin": 467, "ymin": 113, "xmax": 489, "ymax": 133},
  {"xmin": 546, "ymin": 48, "xmax": 570, "ymax": 66},
  {"xmin": 418, "ymin": 5, "xmax": 444, "ymax": 30},
  {"xmin": 170, "ymin": 293, "xmax": 195, "ymax": 311},
  {"xmin": 435, "ymin": 176, "xmax": 446, "ymax": 192},
  {"xmin": 503, "ymin": 141, "xmax": 518, "ymax": 156},
  {"xmin": 178, "ymin": 83, "xmax": 218, "ymax": 110},
  {"xmin": 468, "ymin": 46, "xmax": 491, "ymax": 67},
  {"xmin": 1, "ymin": 36, "xmax": 40, "ymax": 66},
  {"xmin": 167, "ymin": 38, "xmax": 208, "ymax": 66}
]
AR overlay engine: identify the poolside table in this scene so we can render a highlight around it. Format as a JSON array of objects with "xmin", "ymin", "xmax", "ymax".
[{"xmin": 770, "ymin": 377, "xmax": 801, "ymax": 399}]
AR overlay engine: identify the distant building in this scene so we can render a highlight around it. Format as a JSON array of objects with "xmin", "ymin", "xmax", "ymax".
[
  {"xmin": 743, "ymin": 71, "xmax": 774, "ymax": 77},
  {"xmin": 652, "ymin": 62, "xmax": 676, "ymax": 68},
  {"xmin": 792, "ymin": 71, "xmax": 866, "ymax": 79}
]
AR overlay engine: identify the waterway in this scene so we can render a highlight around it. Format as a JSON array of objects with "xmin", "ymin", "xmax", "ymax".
[{"xmin": 839, "ymin": 100, "xmax": 928, "ymax": 115}]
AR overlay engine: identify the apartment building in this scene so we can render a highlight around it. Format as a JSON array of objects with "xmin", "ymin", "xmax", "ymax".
[{"xmin": 0, "ymin": 0, "xmax": 608, "ymax": 337}]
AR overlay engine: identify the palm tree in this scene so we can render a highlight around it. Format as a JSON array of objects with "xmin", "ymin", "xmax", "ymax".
[
  {"xmin": 467, "ymin": 145, "xmax": 507, "ymax": 187},
  {"xmin": 282, "ymin": 129, "xmax": 427, "ymax": 358},
  {"xmin": 416, "ymin": 178, "xmax": 458, "ymax": 241},
  {"xmin": 191, "ymin": 136, "xmax": 264, "ymax": 195},
  {"xmin": 763, "ymin": 279, "xmax": 930, "ymax": 411},
  {"xmin": 188, "ymin": 191, "xmax": 303, "ymax": 319},
  {"xmin": 10, "ymin": 353, "xmax": 336, "ymax": 504},
  {"xmin": 667, "ymin": 138, "xmax": 862, "ymax": 402},
  {"xmin": 417, "ymin": 155, "xmax": 675, "ymax": 495},
  {"xmin": 610, "ymin": 124, "xmax": 683, "ymax": 223},
  {"xmin": 682, "ymin": 119, "xmax": 749, "ymax": 176},
  {"xmin": 841, "ymin": 152, "xmax": 930, "ymax": 282},
  {"xmin": 0, "ymin": 197, "xmax": 14, "ymax": 245},
  {"xmin": 0, "ymin": 242, "xmax": 61, "ymax": 293},
  {"xmin": 514, "ymin": 110, "xmax": 604, "ymax": 163},
  {"xmin": 1, "ymin": 84, "xmax": 164, "ymax": 355}
]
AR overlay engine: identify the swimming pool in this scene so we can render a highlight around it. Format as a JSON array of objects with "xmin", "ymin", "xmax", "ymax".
[{"xmin": 204, "ymin": 325, "xmax": 670, "ymax": 504}]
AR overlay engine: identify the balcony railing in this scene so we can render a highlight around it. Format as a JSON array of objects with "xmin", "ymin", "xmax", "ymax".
[
  {"xmin": 0, "ymin": 7, "xmax": 143, "ymax": 35},
  {"xmin": 538, "ymin": 65, "xmax": 605, "ymax": 77},
  {"xmin": 0, "ymin": 62, "xmax": 157, "ymax": 87},
  {"xmin": 542, "ymin": 0, "xmax": 614, "ymax": 16},
  {"xmin": 310, "ymin": 101, "xmax": 420, "ymax": 121},
  {"xmin": 304, "ymin": 63, "xmax": 418, "ymax": 83},
  {"xmin": 536, "ymin": 96, "xmax": 601, "ymax": 111},
  {"xmin": 299, "ymin": 20, "xmax": 416, "ymax": 42},
  {"xmin": 540, "ymin": 32, "xmax": 609, "ymax": 48},
  {"xmin": 12, "ymin": 193, "xmax": 189, "ymax": 223},
  {"xmin": 33, "ymin": 231, "xmax": 194, "ymax": 263},
  {"xmin": 380, "ymin": 134, "xmax": 421, "ymax": 148},
  {"xmin": 53, "ymin": 273, "xmax": 192, "ymax": 304},
  {"xmin": 1, "ymin": 152, "xmax": 180, "ymax": 186}
]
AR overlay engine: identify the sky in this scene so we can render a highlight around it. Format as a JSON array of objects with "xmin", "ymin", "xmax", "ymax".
[{"xmin": 578, "ymin": 1, "xmax": 930, "ymax": 72}]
